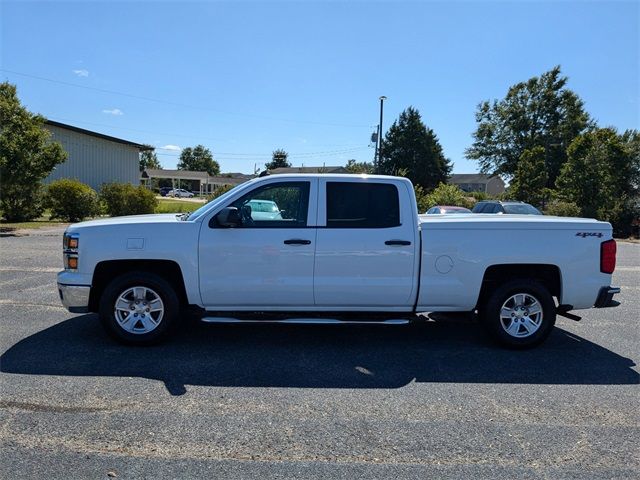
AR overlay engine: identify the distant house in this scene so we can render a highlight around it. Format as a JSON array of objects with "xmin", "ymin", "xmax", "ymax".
[
  {"xmin": 269, "ymin": 166, "xmax": 348, "ymax": 174},
  {"xmin": 43, "ymin": 120, "xmax": 151, "ymax": 190},
  {"xmin": 449, "ymin": 174, "xmax": 505, "ymax": 195}
]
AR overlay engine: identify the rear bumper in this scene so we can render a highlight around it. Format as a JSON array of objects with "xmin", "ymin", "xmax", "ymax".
[
  {"xmin": 58, "ymin": 283, "xmax": 91, "ymax": 313},
  {"xmin": 594, "ymin": 286, "xmax": 621, "ymax": 308}
]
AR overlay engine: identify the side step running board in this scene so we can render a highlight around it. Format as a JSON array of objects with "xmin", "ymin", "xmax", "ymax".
[{"xmin": 201, "ymin": 317, "xmax": 410, "ymax": 325}]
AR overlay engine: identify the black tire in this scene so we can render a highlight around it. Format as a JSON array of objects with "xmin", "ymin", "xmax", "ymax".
[
  {"xmin": 99, "ymin": 271, "xmax": 180, "ymax": 345},
  {"xmin": 480, "ymin": 279, "xmax": 556, "ymax": 349}
]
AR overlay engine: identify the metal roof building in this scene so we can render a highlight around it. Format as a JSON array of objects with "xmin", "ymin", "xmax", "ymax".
[{"xmin": 43, "ymin": 120, "xmax": 152, "ymax": 191}]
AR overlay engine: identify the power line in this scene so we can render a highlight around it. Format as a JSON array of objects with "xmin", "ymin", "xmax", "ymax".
[
  {"xmin": 49, "ymin": 116, "xmax": 367, "ymax": 151},
  {"xmin": 2, "ymin": 69, "xmax": 372, "ymax": 128},
  {"xmin": 157, "ymin": 146, "xmax": 369, "ymax": 159}
]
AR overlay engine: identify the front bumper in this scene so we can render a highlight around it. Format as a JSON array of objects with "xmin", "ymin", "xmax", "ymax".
[
  {"xmin": 594, "ymin": 286, "xmax": 621, "ymax": 308},
  {"xmin": 58, "ymin": 283, "xmax": 91, "ymax": 313}
]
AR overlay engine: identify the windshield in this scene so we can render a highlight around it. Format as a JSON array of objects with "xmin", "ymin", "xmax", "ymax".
[
  {"xmin": 186, "ymin": 182, "xmax": 251, "ymax": 221},
  {"xmin": 503, "ymin": 203, "xmax": 542, "ymax": 215}
]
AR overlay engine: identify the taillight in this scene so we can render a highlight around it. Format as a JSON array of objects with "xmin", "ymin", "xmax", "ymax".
[{"xmin": 600, "ymin": 239, "xmax": 616, "ymax": 274}]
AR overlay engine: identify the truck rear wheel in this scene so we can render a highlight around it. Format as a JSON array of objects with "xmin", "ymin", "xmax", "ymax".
[
  {"xmin": 99, "ymin": 271, "xmax": 179, "ymax": 345},
  {"xmin": 480, "ymin": 279, "xmax": 556, "ymax": 349}
]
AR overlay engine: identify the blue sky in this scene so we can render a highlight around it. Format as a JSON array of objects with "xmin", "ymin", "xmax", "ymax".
[{"xmin": 1, "ymin": 0, "xmax": 638, "ymax": 174}]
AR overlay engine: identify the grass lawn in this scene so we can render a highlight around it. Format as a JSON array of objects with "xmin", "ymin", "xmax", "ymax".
[
  {"xmin": 0, "ymin": 217, "xmax": 69, "ymax": 232},
  {"xmin": 155, "ymin": 199, "xmax": 203, "ymax": 214},
  {"xmin": 1, "ymin": 200, "xmax": 202, "ymax": 232}
]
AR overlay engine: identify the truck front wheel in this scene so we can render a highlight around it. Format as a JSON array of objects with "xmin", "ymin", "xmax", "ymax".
[
  {"xmin": 480, "ymin": 279, "xmax": 556, "ymax": 349},
  {"xmin": 99, "ymin": 271, "xmax": 179, "ymax": 345}
]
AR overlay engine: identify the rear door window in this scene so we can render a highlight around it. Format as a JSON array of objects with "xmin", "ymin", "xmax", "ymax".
[{"xmin": 326, "ymin": 182, "xmax": 400, "ymax": 228}]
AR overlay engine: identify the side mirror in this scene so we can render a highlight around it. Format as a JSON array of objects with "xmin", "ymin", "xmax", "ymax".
[{"xmin": 215, "ymin": 207, "xmax": 242, "ymax": 228}]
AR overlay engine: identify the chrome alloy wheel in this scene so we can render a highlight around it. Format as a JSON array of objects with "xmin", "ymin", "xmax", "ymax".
[
  {"xmin": 499, "ymin": 293, "xmax": 543, "ymax": 338},
  {"xmin": 114, "ymin": 286, "xmax": 164, "ymax": 335}
]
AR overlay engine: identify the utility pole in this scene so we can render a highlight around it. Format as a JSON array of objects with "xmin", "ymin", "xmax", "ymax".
[{"xmin": 375, "ymin": 96, "xmax": 387, "ymax": 174}]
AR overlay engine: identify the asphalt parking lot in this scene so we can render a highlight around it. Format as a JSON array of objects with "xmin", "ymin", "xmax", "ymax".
[{"xmin": 0, "ymin": 228, "xmax": 638, "ymax": 479}]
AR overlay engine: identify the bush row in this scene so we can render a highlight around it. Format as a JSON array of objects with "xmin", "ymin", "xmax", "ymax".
[{"xmin": 43, "ymin": 179, "xmax": 158, "ymax": 222}]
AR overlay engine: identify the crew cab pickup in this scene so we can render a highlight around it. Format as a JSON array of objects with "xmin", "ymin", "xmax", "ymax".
[{"xmin": 57, "ymin": 174, "xmax": 620, "ymax": 348}]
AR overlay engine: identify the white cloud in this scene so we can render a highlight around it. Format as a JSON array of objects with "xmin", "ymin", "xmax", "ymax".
[
  {"xmin": 102, "ymin": 108, "xmax": 124, "ymax": 116},
  {"xmin": 73, "ymin": 69, "xmax": 89, "ymax": 77},
  {"xmin": 160, "ymin": 144, "xmax": 181, "ymax": 151}
]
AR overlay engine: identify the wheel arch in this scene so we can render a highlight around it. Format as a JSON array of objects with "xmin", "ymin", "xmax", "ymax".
[
  {"xmin": 476, "ymin": 263, "xmax": 562, "ymax": 310},
  {"xmin": 89, "ymin": 259, "xmax": 188, "ymax": 312}
]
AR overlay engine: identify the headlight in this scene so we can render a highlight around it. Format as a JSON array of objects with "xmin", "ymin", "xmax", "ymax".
[{"xmin": 63, "ymin": 232, "xmax": 79, "ymax": 270}]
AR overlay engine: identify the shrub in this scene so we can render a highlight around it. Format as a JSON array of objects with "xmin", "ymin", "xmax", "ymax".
[
  {"xmin": 422, "ymin": 183, "xmax": 473, "ymax": 211},
  {"xmin": 100, "ymin": 183, "xmax": 158, "ymax": 217},
  {"xmin": 45, "ymin": 179, "xmax": 100, "ymax": 222},
  {"xmin": 544, "ymin": 200, "xmax": 581, "ymax": 217},
  {"xmin": 467, "ymin": 191, "xmax": 491, "ymax": 202}
]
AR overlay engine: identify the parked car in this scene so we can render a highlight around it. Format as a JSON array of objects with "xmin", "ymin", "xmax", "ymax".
[
  {"xmin": 472, "ymin": 200, "xmax": 542, "ymax": 215},
  {"xmin": 167, "ymin": 188, "xmax": 194, "ymax": 198},
  {"xmin": 159, "ymin": 187, "xmax": 172, "ymax": 197},
  {"xmin": 246, "ymin": 199, "xmax": 284, "ymax": 220},
  {"xmin": 425, "ymin": 206, "xmax": 472, "ymax": 214},
  {"xmin": 58, "ymin": 174, "xmax": 619, "ymax": 348}
]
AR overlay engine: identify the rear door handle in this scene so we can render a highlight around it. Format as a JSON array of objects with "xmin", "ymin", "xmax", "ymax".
[
  {"xmin": 284, "ymin": 239, "xmax": 311, "ymax": 245},
  {"xmin": 385, "ymin": 240, "xmax": 411, "ymax": 246}
]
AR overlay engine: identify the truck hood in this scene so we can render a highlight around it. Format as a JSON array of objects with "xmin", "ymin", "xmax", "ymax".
[{"xmin": 67, "ymin": 213, "xmax": 182, "ymax": 230}]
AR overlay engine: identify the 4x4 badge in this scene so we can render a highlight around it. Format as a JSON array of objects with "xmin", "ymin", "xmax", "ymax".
[{"xmin": 576, "ymin": 232, "xmax": 603, "ymax": 238}]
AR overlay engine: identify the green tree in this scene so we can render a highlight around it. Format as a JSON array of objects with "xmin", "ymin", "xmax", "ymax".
[
  {"xmin": 0, "ymin": 82, "xmax": 67, "ymax": 221},
  {"xmin": 556, "ymin": 128, "xmax": 637, "ymax": 234},
  {"xmin": 465, "ymin": 66, "xmax": 591, "ymax": 188},
  {"xmin": 345, "ymin": 159, "xmax": 374, "ymax": 174},
  {"xmin": 139, "ymin": 147, "xmax": 161, "ymax": 171},
  {"xmin": 177, "ymin": 145, "xmax": 220, "ymax": 176},
  {"xmin": 509, "ymin": 146, "xmax": 549, "ymax": 208},
  {"xmin": 379, "ymin": 107, "xmax": 451, "ymax": 190},
  {"xmin": 265, "ymin": 148, "xmax": 291, "ymax": 170}
]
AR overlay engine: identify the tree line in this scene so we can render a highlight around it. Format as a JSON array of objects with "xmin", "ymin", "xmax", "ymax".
[
  {"xmin": 343, "ymin": 67, "xmax": 638, "ymax": 235},
  {"xmin": 2, "ymin": 68, "xmax": 638, "ymax": 234}
]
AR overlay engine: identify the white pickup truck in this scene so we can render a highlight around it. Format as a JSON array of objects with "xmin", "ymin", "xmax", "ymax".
[{"xmin": 57, "ymin": 174, "xmax": 620, "ymax": 348}]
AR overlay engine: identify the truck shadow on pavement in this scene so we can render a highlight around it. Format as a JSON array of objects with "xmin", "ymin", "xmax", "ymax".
[{"xmin": 1, "ymin": 314, "xmax": 638, "ymax": 396}]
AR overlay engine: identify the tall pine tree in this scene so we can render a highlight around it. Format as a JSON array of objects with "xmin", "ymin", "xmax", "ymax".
[{"xmin": 379, "ymin": 107, "xmax": 451, "ymax": 190}]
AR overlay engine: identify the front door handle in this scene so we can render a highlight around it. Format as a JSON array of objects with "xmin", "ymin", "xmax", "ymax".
[
  {"xmin": 385, "ymin": 240, "xmax": 411, "ymax": 246},
  {"xmin": 284, "ymin": 239, "xmax": 311, "ymax": 245}
]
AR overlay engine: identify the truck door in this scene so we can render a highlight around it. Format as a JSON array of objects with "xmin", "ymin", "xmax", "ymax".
[
  {"xmin": 199, "ymin": 179, "xmax": 317, "ymax": 308},
  {"xmin": 313, "ymin": 179, "xmax": 418, "ymax": 307}
]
